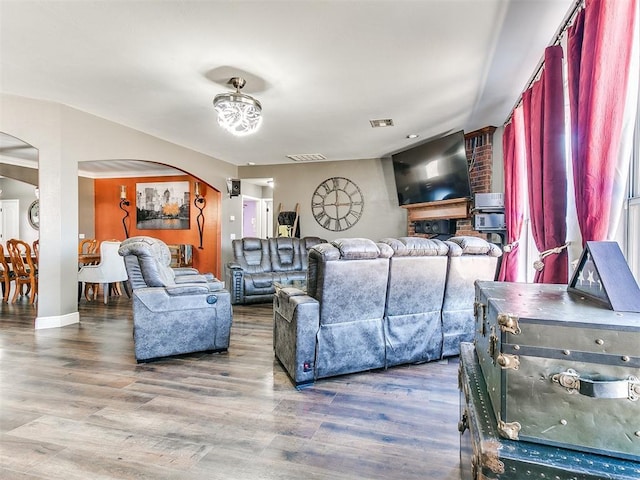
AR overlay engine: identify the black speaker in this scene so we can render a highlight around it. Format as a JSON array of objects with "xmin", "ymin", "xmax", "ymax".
[
  {"xmin": 414, "ymin": 219, "xmax": 456, "ymax": 235},
  {"xmin": 229, "ymin": 179, "xmax": 241, "ymax": 197}
]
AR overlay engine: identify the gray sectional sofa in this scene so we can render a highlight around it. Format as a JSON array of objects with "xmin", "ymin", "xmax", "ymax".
[
  {"xmin": 273, "ymin": 236, "xmax": 501, "ymax": 386},
  {"xmin": 226, "ymin": 236, "xmax": 325, "ymax": 304}
]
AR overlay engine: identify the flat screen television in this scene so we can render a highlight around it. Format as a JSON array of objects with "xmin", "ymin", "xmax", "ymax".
[{"xmin": 392, "ymin": 130, "xmax": 471, "ymax": 206}]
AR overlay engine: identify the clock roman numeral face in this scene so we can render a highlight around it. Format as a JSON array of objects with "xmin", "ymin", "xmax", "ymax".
[{"xmin": 311, "ymin": 177, "xmax": 364, "ymax": 231}]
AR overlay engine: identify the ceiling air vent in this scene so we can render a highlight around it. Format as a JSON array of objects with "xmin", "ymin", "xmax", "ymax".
[
  {"xmin": 370, "ymin": 119, "xmax": 394, "ymax": 128},
  {"xmin": 286, "ymin": 153, "xmax": 327, "ymax": 162}
]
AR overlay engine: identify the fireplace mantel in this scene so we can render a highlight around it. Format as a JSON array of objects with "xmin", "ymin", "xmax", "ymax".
[{"xmin": 402, "ymin": 198, "xmax": 469, "ymax": 222}]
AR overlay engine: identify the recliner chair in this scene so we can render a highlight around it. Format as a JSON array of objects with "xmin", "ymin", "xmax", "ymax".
[
  {"xmin": 118, "ymin": 236, "xmax": 232, "ymax": 362},
  {"xmin": 226, "ymin": 237, "xmax": 273, "ymax": 304},
  {"xmin": 269, "ymin": 237, "xmax": 306, "ymax": 285},
  {"xmin": 274, "ymin": 238, "xmax": 393, "ymax": 385},
  {"xmin": 379, "ymin": 236, "xmax": 450, "ymax": 365},
  {"xmin": 441, "ymin": 236, "xmax": 502, "ymax": 357}
]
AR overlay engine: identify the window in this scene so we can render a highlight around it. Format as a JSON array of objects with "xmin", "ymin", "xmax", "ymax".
[{"xmin": 626, "ymin": 87, "xmax": 640, "ymax": 282}]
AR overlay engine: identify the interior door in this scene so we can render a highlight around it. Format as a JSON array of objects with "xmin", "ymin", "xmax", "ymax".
[
  {"xmin": 0, "ymin": 199, "xmax": 20, "ymax": 247},
  {"xmin": 242, "ymin": 197, "xmax": 259, "ymax": 238}
]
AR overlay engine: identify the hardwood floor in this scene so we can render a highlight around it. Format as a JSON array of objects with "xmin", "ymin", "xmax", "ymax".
[{"xmin": 0, "ymin": 296, "xmax": 461, "ymax": 479}]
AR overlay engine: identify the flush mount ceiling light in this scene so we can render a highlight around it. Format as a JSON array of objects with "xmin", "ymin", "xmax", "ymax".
[{"xmin": 213, "ymin": 77, "xmax": 262, "ymax": 137}]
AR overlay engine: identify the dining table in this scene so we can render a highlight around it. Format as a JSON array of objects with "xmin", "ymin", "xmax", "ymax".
[{"xmin": 78, "ymin": 253, "xmax": 101, "ymax": 266}]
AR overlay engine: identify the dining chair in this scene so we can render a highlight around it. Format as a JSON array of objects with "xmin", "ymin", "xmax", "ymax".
[
  {"xmin": 32, "ymin": 239, "xmax": 39, "ymax": 273},
  {"xmin": 6, "ymin": 239, "xmax": 38, "ymax": 304},
  {"xmin": 78, "ymin": 238, "xmax": 98, "ymax": 255},
  {"xmin": 77, "ymin": 240, "xmax": 128, "ymax": 304},
  {"xmin": 103, "ymin": 239, "xmax": 125, "ymax": 297},
  {"xmin": 0, "ymin": 244, "xmax": 16, "ymax": 303},
  {"xmin": 78, "ymin": 238, "xmax": 100, "ymax": 300}
]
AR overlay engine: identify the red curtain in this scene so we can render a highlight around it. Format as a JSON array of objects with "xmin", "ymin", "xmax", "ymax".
[
  {"xmin": 522, "ymin": 46, "xmax": 568, "ymax": 284},
  {"xmin": 567, "ymin": 0, "xmax": 637, "ymax": 244},
  {"xmin": 498, "ymin": 106, "xmax": 526, "ymax": 282}
]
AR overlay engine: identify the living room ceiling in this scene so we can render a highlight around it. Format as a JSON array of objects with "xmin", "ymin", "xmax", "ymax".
[{"xmin": 0, "ymin": 0, "xmax": 573, "ymax": 171}]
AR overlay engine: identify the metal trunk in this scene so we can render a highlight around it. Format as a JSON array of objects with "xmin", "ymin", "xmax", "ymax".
[
  {"xmin": 459, "ymin": 342, "xmax": 640, "ymax": 479},
  {"xmin": 474, "ymin": 281, "xmax": 640, "ymax": 461}
]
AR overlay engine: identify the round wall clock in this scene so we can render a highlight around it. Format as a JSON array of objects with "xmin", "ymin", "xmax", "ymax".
[
  {"xmin": 28, "ymin": 200, "xmax": 39, "ymax": 230},
  {"xmin": 311, "ymin": 177, "xmax": 364, "ymax": 231}
]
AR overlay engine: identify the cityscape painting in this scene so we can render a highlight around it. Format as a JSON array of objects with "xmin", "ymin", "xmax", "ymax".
[{"xmin": 136, "ymin": 181, "xmax": 190, "ymax": 230}]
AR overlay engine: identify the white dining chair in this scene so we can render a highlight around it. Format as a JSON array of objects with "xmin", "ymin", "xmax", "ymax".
[{"xmin": 77, "ymin": 240, "xmax": 129, "ymax": 304}]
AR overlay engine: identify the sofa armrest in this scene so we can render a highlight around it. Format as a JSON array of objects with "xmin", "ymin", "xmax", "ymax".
[
  {"xmin": 274, "ymin": 288, "xmax": 310, "ymax": 320},
  {"xmin": 131, "ymin": 287, "xmax": 232, "ymax": 362},
  {"xmin": 226, "ymin": 264, "xmax": 245, "ymax": 304},
  {"xmin": 206, "ymin": 279, "xmax": 225, "ymax": 291},
  {"xmin": 133, "ymin": 286, "xmax": 226, "ymax": 312},
  {"xmin": 175, "ymin": 274, "xmax": 208, "ymax": 284},
  {"xmin": 165, "ymin": 283, "xmax": 212, "ymax": 296},
  {"xmin": 173, "ymin": 270, "xmax": 224, "ymax": 290},
  {"xmin": 173, "ymin": 267, "xmax": 200, "ymax": 276},
  {"xmin": 273, "ymin": 290, "xmax": 320, "ymax": 386}
]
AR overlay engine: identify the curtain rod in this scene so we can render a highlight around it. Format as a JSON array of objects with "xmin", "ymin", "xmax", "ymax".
[{"xmin": 504, "ymin": 0, "xmax": 584, "ymax": 125}]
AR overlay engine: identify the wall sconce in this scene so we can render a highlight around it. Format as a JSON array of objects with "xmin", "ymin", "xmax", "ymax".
[
  {"xmin": 119, "ymin": 185, "xmax": 131, "ymax": 238},
  {"xmin": 194, "ymin": 181, "xmax": 206, "ymax": 249}
]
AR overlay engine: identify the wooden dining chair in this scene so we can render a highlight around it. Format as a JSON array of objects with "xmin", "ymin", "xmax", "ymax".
[
  {"xmin": 0, "ymin": 244, "xmax": 16, "ymax": 303},
  {"xmin": 6, "ymin": 239, "xmax": 38, "ymax": 304},
  {"xmin": 32, "ymin": 239, "xmax": 39, "ymax": 263},
  {"xmin": 32, "ymin": 239, "xmax": 39, "ymax": 274},
  {"xmin": 78, "ymin": 238, "xmax": 98, "ymax": 255},
  {"xmin": 79, "ymin": 238, "xmax": 100, "ymax": 301}
]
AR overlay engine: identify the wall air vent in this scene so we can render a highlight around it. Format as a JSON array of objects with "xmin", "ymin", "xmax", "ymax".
[
  {"xmin": 286, "ymin": 153, "xmax": 327, "ymax": 162},
  {"xmin": 370, "ymin": 119, "xmax": 394, "ymax": 128}
]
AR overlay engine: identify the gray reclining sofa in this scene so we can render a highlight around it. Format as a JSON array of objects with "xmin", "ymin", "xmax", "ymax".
[
  {"xmin": 273, "ymin": 236, "xmax": 501, "ymax": 386},
  {"xmin": 226, "ymin": 236, "xmax": 325, "ymax": 304}
]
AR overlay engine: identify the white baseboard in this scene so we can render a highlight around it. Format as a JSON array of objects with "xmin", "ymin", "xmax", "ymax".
[{"xmin": 35, "ymin": 311, "xmax": 80, "ymax": 330}]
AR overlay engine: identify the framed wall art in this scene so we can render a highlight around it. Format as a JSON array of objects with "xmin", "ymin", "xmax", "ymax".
[{"xmin": 136, "ymin": 181, "xmax": 190, "ymax": 230}]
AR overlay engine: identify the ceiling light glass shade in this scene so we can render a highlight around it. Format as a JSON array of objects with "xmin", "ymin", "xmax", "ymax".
[{"xmin": 213, "ymin": 77, "xmax": 262, "ymax": 137}]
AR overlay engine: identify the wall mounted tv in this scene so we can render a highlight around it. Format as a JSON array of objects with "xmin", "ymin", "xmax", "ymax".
[{"xmin": 392, "ymin": 130, "xmax": 471, "ymax": 206}]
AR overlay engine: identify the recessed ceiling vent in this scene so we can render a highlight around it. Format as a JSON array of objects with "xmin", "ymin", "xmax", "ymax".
[
  {"xmin": 286, "ymin": 153, "xmax": 327, "ymax": 162},
  {"xmin": 370, "ymin": 119, "xmax": 394, "ymax": 128}
]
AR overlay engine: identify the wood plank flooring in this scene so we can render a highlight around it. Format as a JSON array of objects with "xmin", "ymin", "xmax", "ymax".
[{"xmin": 0, "ymin": 296, "xmax": 461, "ymax": 479}]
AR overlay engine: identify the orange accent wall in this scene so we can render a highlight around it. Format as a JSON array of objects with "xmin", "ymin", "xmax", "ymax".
[{"xmin": 94, "ymin": 175, "xmax": 222, "ymax": 278}]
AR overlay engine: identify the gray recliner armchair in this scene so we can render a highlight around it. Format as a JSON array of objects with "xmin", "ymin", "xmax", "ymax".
[{"xmin": 118, "ymin": 236, "xmax": 232, "ymax": 362}]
